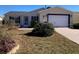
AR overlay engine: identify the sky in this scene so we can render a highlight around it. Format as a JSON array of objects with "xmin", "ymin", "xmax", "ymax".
[{"xmin": 0, "ymin": 5, "xmax": 79, "ymax": 16}]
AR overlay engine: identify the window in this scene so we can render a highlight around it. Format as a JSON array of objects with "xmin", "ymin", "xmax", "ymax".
[
  {"xmin": 24, "ymin": 16, "xmax": 28, "ymax": 25},
  {"xmin": 9, "ymin": 16, "xmax": 20, "ymax": 26},
  {"xmin": 31, "ymin": 16, "xmax": 39, "ymax": 21},
  {"xmin": 9, "ymin": 16, "xmax": 14, "ymax": 20},
  {"xmin": 15, "ymin": 16, "xmax": 20, "ymax": 24}
]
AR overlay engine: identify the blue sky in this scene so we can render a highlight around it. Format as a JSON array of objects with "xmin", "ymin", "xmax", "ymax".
[{"xmin": 0, "ymin": 5, "xmax": 79, "ymax": 16}]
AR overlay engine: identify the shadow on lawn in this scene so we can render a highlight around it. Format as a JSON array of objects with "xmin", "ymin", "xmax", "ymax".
[
  {"xmin": 18, "ymin": 32, "xmax": 42, "ymax": 37},
  {"xmin": 23, "ymin": 32, "xmax": 54, "ymax": 37},
  {"xmin": 24, "ymin": 32, "xmax": 45, "ymax": 37}
]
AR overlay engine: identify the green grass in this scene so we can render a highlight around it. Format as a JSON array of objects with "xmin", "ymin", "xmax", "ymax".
[{"xmin": 7, "ymin": 29, "xmax": 79, "ymax": 54}]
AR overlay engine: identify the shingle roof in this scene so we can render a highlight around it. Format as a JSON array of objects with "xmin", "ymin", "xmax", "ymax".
[
  {"xmin": 5, "ymin": 11, "xmax": 29, "ymax": 15},
  {"xmin": 4, "ymin": 8, "xmax": 45, "ymax": 15},
  {"xmin": 30, "ymin": 8, "xmax": 45, "ymax": 12}
]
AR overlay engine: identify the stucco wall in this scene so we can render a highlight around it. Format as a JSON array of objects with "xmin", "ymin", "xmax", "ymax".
[
  {"xmin": 72, "ymin": 12, "xmax": 79, "ymax": 24},
  {"xmin": 4, "ymin": 11, "xmax": 38, "ymax": 26},
  {"xmin": 39, "ymin": 8, "xmax": 73, "ymax": 26},
  {"xmin": 4, "ymin": 8, "xmax": 79, "ymax": 27}
]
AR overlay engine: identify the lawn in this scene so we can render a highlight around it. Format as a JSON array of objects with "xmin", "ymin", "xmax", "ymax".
[{"xmin": 7, "ymin": 29, "xmax": 79, "ymax": 54}]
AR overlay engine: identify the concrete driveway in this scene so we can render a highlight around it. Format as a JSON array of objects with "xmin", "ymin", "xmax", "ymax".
[
  {"xmin": 55, "ymin": 28, "xmax": 79, "ymax": 44},
  {"xmin": 18, "ymin": 28, "xmax": 34, "ymax": 30}
]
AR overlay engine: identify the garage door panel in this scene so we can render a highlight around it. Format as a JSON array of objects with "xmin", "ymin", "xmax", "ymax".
[{"xmin": 48, "ymin": 15, "xmax": 68, "ymax": 27}]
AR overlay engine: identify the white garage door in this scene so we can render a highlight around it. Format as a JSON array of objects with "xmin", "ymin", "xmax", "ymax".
[{"xmin": 48, "ymin": 15, "xmax": 69, "ymax": 27}]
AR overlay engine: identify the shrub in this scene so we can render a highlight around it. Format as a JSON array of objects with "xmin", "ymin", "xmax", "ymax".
[
  {"xmin": 31, "ymin": 19, "xmax": 39, "ymax": 28},
  {"xmin": 32, "ymin": 23, "xmax": 54, "ymax": 37},
  {"xmin": 0, "ymin": 36, "xmax": 16, "ymax": 53},
  {"xmin": 72, "ymin": 23, "xmax": 79, "ymax": 29},
  {"xmin": 0, "ymin": 27, "xmax": 16, "ymax": 53},
  {"xmin": 2, "ymin": 20, "xmax": 6, "ymax": 25}
]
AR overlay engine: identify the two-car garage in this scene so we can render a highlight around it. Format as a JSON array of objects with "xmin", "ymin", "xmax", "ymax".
[{"xmin": 48, "ymin": 14, "xmax": 70, "ymax": 27}]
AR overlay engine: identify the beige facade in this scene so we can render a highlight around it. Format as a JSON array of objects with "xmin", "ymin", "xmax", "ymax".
[
  {"xmin": 4, "ymin": 8, "xmax": 44, "ymax": 27},
  {"xmin": 4, "ymin": 11, "xmax": 39, "ymax": 27},
  {"xmin": 3, "ymin": 7, "xmax": 79, "ymax": 27},
  {"xmin": 39, "ymin": 7, "xmax": 73, "ymax": 27},
  {"xmin": 72, "ymin": 12, "xmax": 79, "ymax": 24},
  {"xmin": 4, "ymin": 12, "xmax": 31, "ymax": 26}
]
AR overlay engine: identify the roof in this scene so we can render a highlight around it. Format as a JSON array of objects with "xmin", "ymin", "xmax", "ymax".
[
  {"xmin": 30, "ymin": 8, "xmax": 45, "ymax": 12},
  {"xmin": 39, "ymin": 7, "xmax": 72, "ymax": 13},
  {"xmin": 5, "ymin": 11, "xmax": 29, "ymax": 15},
  {"xmin": 73, "ymin": 12, "xmax": 79, "ymax": 15},
  {"xmin": 5, "ymin": 8, "xmax": 45, "ymax": 15},
  {"xmin": 74, "ymin": 12, "xmax": 79, "ymax": 13},
  {"xmin": 4, "ymin": 7, "xmax": 73, "ymax": 15}
]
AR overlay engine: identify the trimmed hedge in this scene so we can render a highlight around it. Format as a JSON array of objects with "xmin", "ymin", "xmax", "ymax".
[
  {"xmin": 32, "ymin": 23, "xmax": 54, "ymax": 37},
  {"xmin": 72, "ymin": 23, "xmax": 79, "ymax": 29}
]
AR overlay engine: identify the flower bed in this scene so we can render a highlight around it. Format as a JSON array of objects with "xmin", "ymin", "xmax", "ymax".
[
  {"xmin": 0, "ymin": 25, "xmax": 19, "ymax": 54},
  {"xmin": 0, "ymin": 38, "xmax": 17, "ymax": 54}
]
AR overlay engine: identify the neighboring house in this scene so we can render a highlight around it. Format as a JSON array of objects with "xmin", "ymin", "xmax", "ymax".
[
  {"xmin": 0, "ymin": 16, "xmax": 3, "ymax": 21},
  {"xmin": 0, "ymin": 16, "xmax": 3, "ymax": 25},
  {"xmin": 3, "ymin": 7, "xmax": 79, "ymax": 27}
]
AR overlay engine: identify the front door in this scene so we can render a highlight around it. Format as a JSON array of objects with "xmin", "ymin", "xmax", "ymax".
[{"xmin": 23, "ymin": 16, "xmax": 28, "ymax": 27}]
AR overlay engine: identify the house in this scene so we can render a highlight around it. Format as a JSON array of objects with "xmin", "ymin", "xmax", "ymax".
[
  {"xmin": 3, "ymin": 7, "xmax": 79, "ymax": 27},
  {"xmin": 0, "ymin": 16, "xmax": 3, "ymax": 25},
  {"xmin": 72, "ymin": 12, "xmax": 79, "ymax": 24}
]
